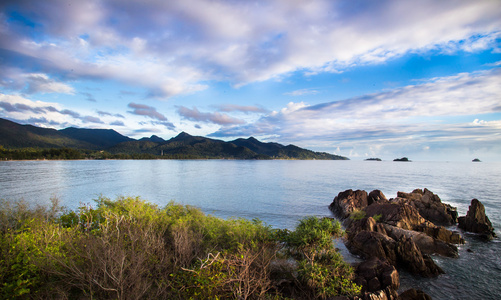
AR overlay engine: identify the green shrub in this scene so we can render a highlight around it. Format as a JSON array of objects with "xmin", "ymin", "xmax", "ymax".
[
  {"xmin": 279, "ymin": 217, "xmax": 360, "ymax": 299},
  {"xmin": 349, "ymin": 209, "xmax": 366, "ymax": 221},
  {"xmin": 0, "ymin": 197, "xmax": 360, "ymax": 299}
]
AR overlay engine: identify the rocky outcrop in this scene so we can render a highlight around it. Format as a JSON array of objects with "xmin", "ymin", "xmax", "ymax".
[
  {"xmin": 414, "ymin": 224, "xmax": 464, "ymax": 244},
  {"xmin": 330, "ymin": 189, "xmax": 368, "ymax": 220},
  {"xmin": 394, "ymin": 189, "xmax": 458, "ymax": 226},
  {"xmin": 364, "ymin": 203, "xmax": 426, "ymax": 230},
  {"xmin": 382, "ymin": 224, "xmax": 458, "ymax": 258},
  {"xmin": 394, "ymin": 236, "xmax": 444, "ymax": 277},
  {"xmin": 368, "ymin": 190, "xmax": 388, "ymax": 205},
  {"xmin": 397, "ymin": 288, "xmax": 432, "ymax": 300},
  {"xmin": 330, "ymin": 189, "xmax": 467, "ymax": 279},
  {"xmin": 458, "ymin": 199, "xmax": 496, "ymax": 240},
  {"xmin": 345, "ymin": 218, "xmax": 444, "ymax": 277},
  {"xmin": 355, "ymin": 257, "xmax": 399, "ymax": 293}
]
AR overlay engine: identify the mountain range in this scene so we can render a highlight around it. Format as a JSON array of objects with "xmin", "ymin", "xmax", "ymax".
[{"xmin": 0, "ymin": 118, "xmax": 348, "ymax": 160}]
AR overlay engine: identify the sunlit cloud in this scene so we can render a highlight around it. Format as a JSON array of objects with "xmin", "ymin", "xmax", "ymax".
[
  {"xmin": 0, "ymin": 93, "xmax": 105, "ymax": 127},
  {"xmin": 127, "ymin": 102, "xmax": 168, "ymax": 121},
  {"xmin": 1, "ymin": 0, "xmax": 500, "ymax": 97},
  {"xmin": 177, "ymin": 106, "xmax": 246, "ymax": 126},
  {"xmin": 211, "ymin": 68, "xmax": 501, "ymax": 157}
]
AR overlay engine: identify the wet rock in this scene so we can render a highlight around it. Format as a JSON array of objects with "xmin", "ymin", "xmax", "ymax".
[
  {"xmin": 330, "ymin": 189, "xmax": 368, "ymax": 220},
  {"xmin": 398, "ymin": 288, "xmax": 432, "ymax": 300},
  {"xmin": 458, "ymin": 199, "xmax": 496, "ymax": 240}
]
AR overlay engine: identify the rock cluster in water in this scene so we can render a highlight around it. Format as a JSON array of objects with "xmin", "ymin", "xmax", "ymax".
[
  {"xmin": 458, "ymin": 198, "xmax": 496, "ymax": 240},
  {"xmin": 329, "ymin": 188, "xmax": 495, "ymax": 300}
]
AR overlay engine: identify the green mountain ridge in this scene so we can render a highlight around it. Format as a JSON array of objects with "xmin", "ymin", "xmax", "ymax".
[{"xmin": 0, "ymin": 118, "xmax": 348, "ymax": 160}]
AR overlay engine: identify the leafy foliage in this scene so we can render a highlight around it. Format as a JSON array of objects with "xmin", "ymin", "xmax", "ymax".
[{"xmin": 0, "ymin": 197, "xmax": 360, "ymax": 299}]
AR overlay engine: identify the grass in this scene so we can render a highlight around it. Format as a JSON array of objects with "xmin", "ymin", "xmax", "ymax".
[{"xmin": 0, "ymin": 196, "xmax": 360, "ymax": 299}]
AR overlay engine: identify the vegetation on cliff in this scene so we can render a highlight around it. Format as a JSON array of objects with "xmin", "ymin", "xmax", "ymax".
[
  {"xmin": 0, "ymin": 118, "xmax": 348, "ymax": 160},
  {"xmin": 0, "ymin": 196, "xmax": 360, "ymax": 299}
]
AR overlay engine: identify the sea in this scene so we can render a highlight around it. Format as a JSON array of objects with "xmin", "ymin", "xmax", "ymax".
[{"xmin": 0, "ymin": 160, "xmax": 499, "ymax": 299}]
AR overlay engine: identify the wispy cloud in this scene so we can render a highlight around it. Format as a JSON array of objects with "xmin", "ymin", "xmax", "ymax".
[
  {"xmin": 0, "ymin": 93, "xmax": 104, "ymax": 126},
  {"xmin": 178, "ymin": 106, "xmax": 246, "ymax": 125},
  {"xmin": 127, "ymin": 102, "xmax": 176, "ymax": 130},
  {"xmin": 284, "ymin": 88, "xmax": 319, "ymax": 96},
  {"xmin": 211, "ymin": 68, "xmax": 501, "ymax": 157},
  {"xmin": 97, "ymin": 110, "xmax": 125, "ymax": 118},
  {"xmin": 0, "ymin": 68, "xmax": 75, "ymax": 94},
  {"xmin": 1, "ymin": 0, "xmax": 500, "ymax": 97},
  {"xmin": 215, "ymin": 104, "xmax": 268, "ymax": 114},
  {"xmin": 80, "ymin": 92, "xmax": 97, "ymax": 102},
  {"xmin": 127, "ymin": 102, "xmax": 168, "ymax": 121}
]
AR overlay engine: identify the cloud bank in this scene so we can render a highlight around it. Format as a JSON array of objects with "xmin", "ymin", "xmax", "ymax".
[
  {"xmin": 1, "ymin": 0, "xmax": 500, "ymax": 98},
  {"xmin": 211, "ymin": 68, "xmax": 501, "ymax": 158}
]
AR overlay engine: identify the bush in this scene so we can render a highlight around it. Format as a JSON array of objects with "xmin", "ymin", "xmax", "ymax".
[
  {"xmin": 0, "ymin": 197, "xmax": 360, "ymax": 299},
  {"xmin": 279, "ymin": 217, "xmax": 360, "ymax": 299}
]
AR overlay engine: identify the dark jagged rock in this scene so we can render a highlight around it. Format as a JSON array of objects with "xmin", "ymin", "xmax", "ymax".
[
  {"xmin": 382, "ymin": 224, "xmax": 458, "ymax": 258},
  {"xmin": 345, "ymin": 219, "xmax": 444, "ymax": 277},
  {"xmin": 368, "ymin": 190, "xmax": 389, "ymax": 205},
  {"xmin": 360, "ymin": 287, "xmax": 399, "ymax": 300},
  {"xmin": 336, "ymin": 188, "xmax": 463, "ymax": 279},
  {"xmin": 394, "ymin": 188, "xmax": 458, "ymax": 226},
  {"xmin": 329, "ymin": 189, "xmax": 368, "ymax": 220},
  {"xmin": 348, "ymin": 230, "xmax": 398, "ymax": 265},
  {"xmin": 395, "ymin": 236, "xmax": 444, "ymax": 277},
  {"xmin": 398, "ymin": 288, "xmax": 432, "ymax": 300},
  {"xmin": 458, "ymin": 199, "xmax": 496, "ymax": 240},
  {"xmin": 355, "ymin": 257, "xmax": 400, "ymax": 294},
  {"xmin": 365, "ymin": 203, "xmax": 426, "ymax": 230},
  {"xmin": 414, "ymin": 224, "xmax": 464, "ymax": 245}
]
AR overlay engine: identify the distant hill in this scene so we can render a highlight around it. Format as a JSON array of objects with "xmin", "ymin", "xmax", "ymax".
[
  {"xmin": 0, "ymin": 118, "xmax": 97, "ymax": 149},
  {"xmin": 60, "ymin": 127, "xmax": 133, "ymax": 149},
  {"xmin": 0, "ymin": 118, "xmax": 131, "ymax": 150},
  {"xmin": 0, "ymin": 118, "xmax": 349, "ymax": 160},
  {"xmin": 109, "ymin": 132, "xmax": 267, "ymax": 159}
]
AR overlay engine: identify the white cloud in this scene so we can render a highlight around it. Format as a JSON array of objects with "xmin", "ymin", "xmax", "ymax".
[
  {"xmin": 2, "ymin": 0, "xmax": 500, "ymax": 97},
  {"xmin": 210, "ymin": 68, "xmax": 501, "ymax": 158},
  {"xmin": 0, "ymin": 68, "xmax": 74, "ymax": 94},
  {"xmin": 23, "ymin": 73, "xmax": 75, "ymax": 94},
  {"xmin": 284, "ymin": 89, "xmax": 319, "ymax": 96},
  {"xmin": 177, "ymin": 106, "xmax": 246, "ymax": 126},
  {"xmin": 0, "ymin": 93, "xmax": 106, "ymax": 127}
]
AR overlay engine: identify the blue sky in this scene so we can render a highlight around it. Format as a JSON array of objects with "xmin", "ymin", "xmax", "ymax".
[{"xmin": 1, "ymin": 0, "xmax": 500, "ymax": 161}]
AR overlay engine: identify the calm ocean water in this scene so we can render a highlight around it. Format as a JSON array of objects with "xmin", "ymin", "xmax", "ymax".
[{"xmin": 1, "ymin": 160, "xmax": 500, "ymax": 299}]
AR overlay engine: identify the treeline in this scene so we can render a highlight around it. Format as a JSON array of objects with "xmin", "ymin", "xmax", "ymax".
[
  {"xmin": 0, "ymin": 146, "xmax": 84, "ymax": 160},
  {"xmin": 0, "ymin": 146, "xmax": 270, "ymax": 160},
  {"xmin": 0, "ymin": 196, "xmax": 361, "ymax": 299}
]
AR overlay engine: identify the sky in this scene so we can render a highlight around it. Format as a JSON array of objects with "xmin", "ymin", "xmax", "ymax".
[{"xmin": 1, "ymin": 0, "xmax": 501, "ymax": 161}]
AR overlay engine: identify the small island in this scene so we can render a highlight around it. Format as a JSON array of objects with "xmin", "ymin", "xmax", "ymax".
[
  {"xmin": 365, "ymin": 158, "xmax": 382, "ymax": 161},
  {"xmin": 472, "ymin": 158, "xmax": 481, "ymax": 162},
  {"xmin": 393, "ymin": 157, "xmax": 411, "ymax": 162}
]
